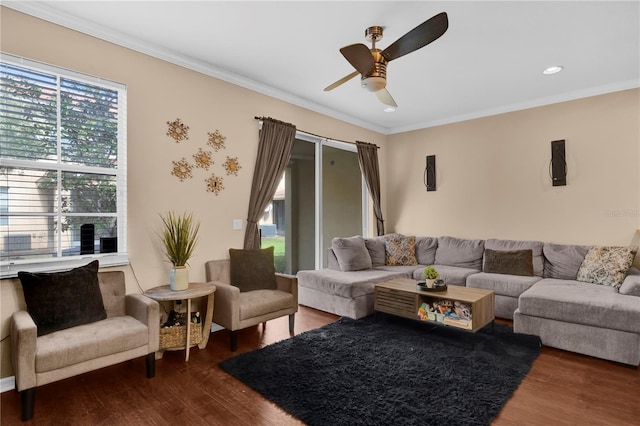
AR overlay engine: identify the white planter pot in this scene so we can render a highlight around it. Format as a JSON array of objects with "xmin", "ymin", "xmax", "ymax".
[{"xmin": 170, "ymin": 266, "xmax": 189, "ymax": 291}]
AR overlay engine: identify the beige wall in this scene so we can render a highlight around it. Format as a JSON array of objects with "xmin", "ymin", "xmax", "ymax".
[
  {"xmin": 2, "ymin": 6, "xmax": 639, "ymax": 382},
  {"xmin": 0, "ymin": 8, "xmax": 387, "ymax": 379},
  {"xmin": 386, "ymin": 89, "xmax": 640, "ymax": 256}
]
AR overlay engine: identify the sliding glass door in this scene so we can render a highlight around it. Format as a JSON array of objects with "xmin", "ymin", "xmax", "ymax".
[{"xmin": 259, "ymin": 134, "xmax": 366, "ymax": 273}]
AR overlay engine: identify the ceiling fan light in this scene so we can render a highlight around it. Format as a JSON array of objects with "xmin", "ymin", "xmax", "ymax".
[
  {"xmin": 361, "ymin": 76, "xmax": 386, "ymax": 92},
  {"xmin": 384, "ymin": 107, "xmax": 396, "ymax": 112}
]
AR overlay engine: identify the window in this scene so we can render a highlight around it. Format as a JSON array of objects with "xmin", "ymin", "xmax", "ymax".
[
  {"xmin": 0, "ymin": 54, "xmax": 127, "ymax": 277},
  {"xmin": 0, "ymin": 187, "xmax": 7, "ymax": 226}
]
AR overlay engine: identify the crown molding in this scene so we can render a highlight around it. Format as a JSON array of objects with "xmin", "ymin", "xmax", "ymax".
[{"xmin": 389, "ymin": 79, "xmax": 640, "ymax": 134}]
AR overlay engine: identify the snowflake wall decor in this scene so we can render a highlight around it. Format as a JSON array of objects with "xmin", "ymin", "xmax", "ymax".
[
  {"xmin": 166, "ymin": 118, "xmax": 189, "ymax": 142},
  {"xmin": 207, "ymin": 129, "xmax": 226, "ymax": 151},
  {"xmin": 205, "ymin": 174, "xmax": 224, "ymax": 195},
  {"xmin": 171, "ymin": 158, "xmax": 193, "ymax": 181},
  {"xmin": 223, "ymin": 156, "xmax": 241, "ymax": 176},
  {"xmin": 193, "ymin": 148, "xmax": 213, "ymax": 170}
]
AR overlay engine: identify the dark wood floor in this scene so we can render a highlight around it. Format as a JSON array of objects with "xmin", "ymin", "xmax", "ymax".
[{"xmin": 2, "ymin": 306, "xmax": 639, "ymax": 425}]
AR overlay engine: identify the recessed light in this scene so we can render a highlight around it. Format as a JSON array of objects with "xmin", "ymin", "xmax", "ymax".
[
  {"xmin": 543, "ymin": 66, "xmax": 564, "ymax": 75},
  {"xmin": 384, "ymin": 107, "xmax": 396, "ymax": 113}
]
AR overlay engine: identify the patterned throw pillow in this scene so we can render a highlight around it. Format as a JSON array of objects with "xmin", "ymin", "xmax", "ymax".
[
  {"xmin": 384, "ymin": 235, "xmax": 417, "ymax": 266},
  {"xmin": 576, "ymin": 246, "xmax": 638, "ymax": 288}
]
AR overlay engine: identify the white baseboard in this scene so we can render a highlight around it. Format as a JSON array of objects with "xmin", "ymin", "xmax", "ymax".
[
  {"xmin": 211, "ymin": 322, "xmax": 224, "ymax": 333},
  {"xmin": 1, "ymin": 376, "xmax": 15, "ymax": 393}
]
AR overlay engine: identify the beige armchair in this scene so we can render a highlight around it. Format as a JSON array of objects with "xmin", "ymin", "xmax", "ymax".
[
  {"xmin": 205, "ymin": 259, "xmax": 298, "ymax": 351},
  {"xmin": 11, "ymin": 271, "xmax": 159, "ymax": 421}
]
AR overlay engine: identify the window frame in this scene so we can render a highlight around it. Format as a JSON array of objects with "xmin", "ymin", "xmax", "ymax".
[{"xmin": 0, "ymin": 53, "xmax": 128, "ymax": 278}]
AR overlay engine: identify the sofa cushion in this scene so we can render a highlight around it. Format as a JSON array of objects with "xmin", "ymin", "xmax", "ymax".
[
  {"xmin": 35, "ymin": 316, "xmax": 147, "ymax": 372},
  {"xmin": 331, "ymin": 236, "xmax": 372, "ymax": 271},
  {"xmin": 485, "ymin": 239, "xmax": 544, "ymax": 276},
  {"xmin": 483, "ymin": 249, "xmax": 534, "ymax": 277},
  {"xmin": 466, "ymin": 272, "xmax": 542, "ymax": 298},
  {"xmin": 384, "ymin": 235, "xmax": 418, "ymax": 266},
  {"xmin": 415, "ymin": 237, "xmax": 438, "ymax": 266},
  {"xmin": 543, "ymin": 243, "xmax": 591, "ymax": 280},
  {"xmin": 374, "ymin": 265, "xmax": 424, "ymax": 277},
  {"xmin": 364, "ymin": 237, "xmax": 386, "ymax": 267},
  {"xmin": 518, "ymin": 279, "xmax": 640, "ymax": 334},
  {"xmin": 297, "ymin": 268, "xmax": 403, "ymax": 299},
  {"xmin": 239, "ymin": 289, "xmax": 294, "ymax": 320},
  {"xmin": 19, "ymin": 260, "xmax": 107, "ymax": 337},
  {"xmin": 576, "ymin": 246, "xmax": 638, "ymax": 289},
  {"xmin": 229, "ymin": 247, "xmax": 277, "ymax": 292},
  {"xmin": 619, "ymin": 268, "xmax": 640, "ymax": 296},
  {"xmin": 416, "ymin": 264, "xmax": 479, "ymax": 286},
  {"xmin": 435, "ymin": 236, "xmax": 484, "ymax": 270}
]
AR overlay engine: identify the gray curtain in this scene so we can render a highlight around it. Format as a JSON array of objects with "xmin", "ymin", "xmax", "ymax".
[
  {"xmin": 244, "ymin": 117, "xmax": 297, "ymax": 249},
  {"xmin": 356, "ymin": 141, "xmax": 385, "ymax": 236}
]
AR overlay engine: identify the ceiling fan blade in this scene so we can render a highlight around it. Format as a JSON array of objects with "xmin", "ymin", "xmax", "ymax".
[
  {"xmin": 324, "ymin": 71, "xmax": 360, "ymax": 91},
  {"xmin": 381, "ymin": 12, "xmax": 448, "ymax": 62},
  {"xmin": 340, "ymin": 43, "xmax": 376, "ymax": 75},
  {"xmin": 375, "ymin": 88, "xmax": 397, "ymax": 107}
]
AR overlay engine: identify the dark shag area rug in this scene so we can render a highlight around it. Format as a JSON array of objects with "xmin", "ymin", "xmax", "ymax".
[{"xmin": 219, "ymin": 315, "xmax": 541, "ymax": 426}]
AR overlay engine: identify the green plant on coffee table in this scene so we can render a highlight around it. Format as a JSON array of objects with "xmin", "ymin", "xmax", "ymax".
[
  {"xmin": 422, "ymin": 266, "xmax": 439, "ymax": 280},
  {"xmin": 159, "ymin": 211, "xmax": 200, "ymax": 267}
]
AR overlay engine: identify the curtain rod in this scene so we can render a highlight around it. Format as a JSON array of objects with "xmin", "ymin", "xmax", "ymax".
[{"xmin": 254, "ymin": 116, "xmax": 379, "ymax": 149}]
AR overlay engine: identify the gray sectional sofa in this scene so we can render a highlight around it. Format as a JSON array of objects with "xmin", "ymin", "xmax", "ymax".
[{"xmin": 297, "ymin": 235, "xmax": 640, "ymax": 365}]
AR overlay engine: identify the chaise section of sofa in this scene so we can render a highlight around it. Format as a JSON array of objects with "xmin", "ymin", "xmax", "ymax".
[
  {"xmin": 298, "ymin": 268, "xmax": 407, "ymax": 319},
  {"xmin": 514, "ymin": 244, "xmax": 640, "ymax": 365}
]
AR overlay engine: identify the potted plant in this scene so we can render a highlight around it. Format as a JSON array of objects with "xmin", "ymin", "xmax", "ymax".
[
  {"xmin": 421, "ymin": 266, "xmax": 439, "ymax": 288},
  {"xmin": 160, "ymin": 211, "xmax": 200, "ymax": 291}
]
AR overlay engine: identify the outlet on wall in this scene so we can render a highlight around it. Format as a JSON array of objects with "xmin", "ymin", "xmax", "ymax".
[{"xmin": 233, "ymin": 219, "xmax": 242, "ymax": 230}]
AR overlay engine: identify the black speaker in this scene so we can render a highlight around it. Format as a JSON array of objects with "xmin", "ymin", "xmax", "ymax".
[
  {"xmin": 550, "ymin": 140, "xmax": 567, "ymax": 186},
  {"xmin": 424, "ymin": 155, "xmax": 436, "ymax": 191},
  {"xmin": 80, "ymin": 224, "xmax": 95, "ymax": 254},
  {"xmin": 100, "ymin": 237, "xmax": 117, "ymax": 253}
]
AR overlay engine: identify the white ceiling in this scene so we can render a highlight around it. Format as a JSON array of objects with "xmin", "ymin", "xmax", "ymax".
[{"xmin": 6, "ymin": 1, "xmax": 640, "ymax": 135}]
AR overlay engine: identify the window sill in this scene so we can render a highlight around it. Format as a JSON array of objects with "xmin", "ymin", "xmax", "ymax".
[{"xmin": 0, "ymin": 253, "xmax": 129, "ymax": 279}]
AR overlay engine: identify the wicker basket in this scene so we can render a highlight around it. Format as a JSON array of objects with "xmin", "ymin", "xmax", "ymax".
[{"xmin": 159, "ymin": 323, "xmax": 203, "ymax": 349}]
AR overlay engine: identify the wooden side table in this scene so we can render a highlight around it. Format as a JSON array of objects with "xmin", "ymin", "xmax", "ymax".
[{"xmin": 144, "ymin": 282, "xmax": 216, "ymax": 361}]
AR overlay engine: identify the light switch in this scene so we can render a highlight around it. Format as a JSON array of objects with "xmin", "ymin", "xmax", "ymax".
[{"xmin": 233, "ymin": 219, "xmax": 242, "ymax": 230}]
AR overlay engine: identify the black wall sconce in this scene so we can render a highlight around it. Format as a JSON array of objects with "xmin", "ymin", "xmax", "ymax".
[
  {"xmin": 550, "ymin": 140, "xmax": 567, "ymax": 186},
  {"xmin": 424, "ymin": 155, "xmax": 436, "ymax": 191}
]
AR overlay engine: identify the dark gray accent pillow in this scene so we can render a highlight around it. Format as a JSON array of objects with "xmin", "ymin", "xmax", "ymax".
[
  {"xmin": 485, "ymin": 239, "xmax": 544, "ymax": 276},
  {"xmin": 484, "ymin": 249, "xmax": 534, "ymax": 276},
  {"xmin": 229, "ymin": 247, "xmax": 277, "ymax": 292},
  {"xmin": 543, "ymin": 243, "xmax": 591, "ymax": 280},
  {"xmin": 332, "ymin": 236, "xmax": 372, "ymax": 271},
  {"xmin": 434, "ymin": 236, "xmax": 484, "ymax": 270},
  {"xmin": 19, "ymin": 260, "xmax": 106, "ymax": 337}
]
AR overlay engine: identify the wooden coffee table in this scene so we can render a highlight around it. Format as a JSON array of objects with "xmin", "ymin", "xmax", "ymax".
[{"xmin": 374, "ymin": 277, "xmax": 495, "ymax": 332}]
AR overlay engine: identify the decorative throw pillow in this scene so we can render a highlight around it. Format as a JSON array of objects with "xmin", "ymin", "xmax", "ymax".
[
  {"xmin": 229, "ymin": 246, "xmax": 277, "ymax": 292},
  {"xmin": 576, "ymin": 246, "xmax": 638, "ymax": 288},
  {"xmin": 18, "ymin": 260, "xmax": 106, "ymax": 337},
  {"xmin": 332, "ymin": 236, "xmax": 372, "ymax": 271},
  {"xmin": 483, "ymin": 249, "xmax": 534, "ymax": 276},
  {"xmin": 384, "ymin": 235, "xmax": 417, "ymax": 266}
]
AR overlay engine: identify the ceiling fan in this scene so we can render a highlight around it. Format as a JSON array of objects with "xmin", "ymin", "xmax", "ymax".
[{"xmin": 324, "ymin": 12, "xmax": 449, "ymax": 108}]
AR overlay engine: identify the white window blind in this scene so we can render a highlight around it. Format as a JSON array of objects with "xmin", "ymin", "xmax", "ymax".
[{"xmin": 0, "ymin": 53, "xmax": 128, "ymax": 277}]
